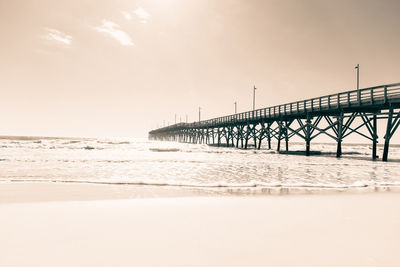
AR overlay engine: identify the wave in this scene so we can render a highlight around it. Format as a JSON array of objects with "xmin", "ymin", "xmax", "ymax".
[
  {"xmin": 150, "ymin": 148, "xmax": 180, "ymax": 152},
  {"xmin": 97, "ymin": 141, "xmax": 130, "ymax": 145},
  {"xmin": 63, "ymin": 140, "xmax": 81, "ymax": 144},
  {"xmin": 3, "ymin": 178, "xmax": 400, "ymax": 191},
  {"xmin": 0, "ymin": 138, "xmax": 395, "ymax": 158}
]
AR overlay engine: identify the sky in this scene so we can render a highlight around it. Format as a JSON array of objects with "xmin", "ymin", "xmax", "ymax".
[{"xmin": 0, "ymin": 0, "xmax": 399, "ymax": 138}]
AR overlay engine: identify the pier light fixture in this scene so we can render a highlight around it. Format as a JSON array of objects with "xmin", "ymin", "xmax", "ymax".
[
  {"xmin": 253, "ymin": 85, "xmax": 257, "ymax": 110},
  {"xmin": 355, "ymin": 64, "xmax": 359, "ymax": 90},
  {"xmin": 199, "ymin": 107, "xmax": 201, "ymax": 122}
]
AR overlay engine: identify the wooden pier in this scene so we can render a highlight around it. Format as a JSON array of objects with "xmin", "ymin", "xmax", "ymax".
[{"xmin": 149, "ymin": 83, "xmax": 400, "ymax": 161}]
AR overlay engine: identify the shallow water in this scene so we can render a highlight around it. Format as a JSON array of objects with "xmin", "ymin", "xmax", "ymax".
[{"xmin": 0, "ymin": 137, "xmax": 400, "ymax": 193}]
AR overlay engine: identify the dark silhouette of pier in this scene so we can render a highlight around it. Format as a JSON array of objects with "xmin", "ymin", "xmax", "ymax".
[{"xmin": 149, "ymin": 83, "xmax": 400, "ymax": 161}]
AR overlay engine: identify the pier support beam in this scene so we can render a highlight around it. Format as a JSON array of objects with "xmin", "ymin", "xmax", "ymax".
[
  {"xmin": 277, "ymin": 122, "xmax": 282, "ymax": 152},
  {"xmin": 305, "ymin": 116, "xmax": 311, "ymax": 156},
  {"xmin": 372, "ymin": 115, "xmax": 378, "ymax": 160},
  {"xmin": 267, "ymin": 123, "xmax": 271, "ymax": 150},
  {"xmin": 383, "ymin": 108, "xmax": 393, "ymax": 162},
  {"xmin": 336, "ymin": 113, "xmax": 343, "ymax": 158},
  {"xmin": 244, "ymin": 124, "xmax": 250, "ymax": 149},
  {"xmin": 235, "ymin": 125, "xmax": 242, "ymax": 148},
  {"xmin": 257, "ymin": 123, "xmax": 264, "ymax": 150},
  {"xmin": 253, "ymin": 124, "xmax": 258, "ymax": 149},
  {"xmin": 231, "ymin": 126, "xmax": 237, "ymax": 148},
  {"xmin": 284, "ymin": 120, "xmax": 293, "ymax": 152},
  {"xmin": 217, "ymin": 128, "xmax": 221, "ymax": 147},
  {"xmin": 225, "ymin": 127, "xmax": 230, "ymax": 147}
]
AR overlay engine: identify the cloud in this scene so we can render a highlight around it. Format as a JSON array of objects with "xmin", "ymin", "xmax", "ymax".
[
  {"xmin": 134, "ymin": 7, "xmax": 150, "ymax": 23},
  {"xmin": 94, "ymin": 20, "xmax": 133, "ymax": 46},
  {"xmin": 43, "ymin": 28, "xmax": 72, "ymax": 46},
  {"xmin": 121, "ymin": 11, "xmax": 132, "ymax": 21}
]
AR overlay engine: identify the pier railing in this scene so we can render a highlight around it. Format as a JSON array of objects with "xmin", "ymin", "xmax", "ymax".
[{"xmin": 154, "ymin": 83, "xmax": 400, "ymax": 132}]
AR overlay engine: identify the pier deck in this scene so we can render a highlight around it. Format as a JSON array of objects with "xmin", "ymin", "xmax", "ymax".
[{"xmin": 149, "ymin": 83, "xmax": 400, "ymax": 161}]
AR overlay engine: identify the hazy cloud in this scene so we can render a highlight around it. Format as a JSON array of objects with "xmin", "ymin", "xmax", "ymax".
[
  {"xmin": 43, "ymin": 28, "xmax": 72, "ymax": 46},
  {"xmin": 134, "ymin": 7, "xmax": 150, "ymax": 23},
  {"xmin": 94, "ymin": 20, "xmax": 133, "ymax": 46},
  {"xmin": 121, "ymin": 11, "xmax": 132, "ymax": 21}
]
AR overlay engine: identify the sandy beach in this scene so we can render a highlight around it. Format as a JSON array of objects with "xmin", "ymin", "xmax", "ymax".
[{"xmin": 1, "ymin": 183, "xmax": 400, "ymax": 267}]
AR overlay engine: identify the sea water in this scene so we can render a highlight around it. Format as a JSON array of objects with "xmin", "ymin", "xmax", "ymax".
[{"xmin": 0, "ymin": 136, "xmax": 399, "ymax": 193}]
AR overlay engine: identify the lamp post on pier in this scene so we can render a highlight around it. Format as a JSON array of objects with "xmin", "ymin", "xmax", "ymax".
[
  {"xmin": 234, "ymin": 101, "xmax": 237, "ymax": 114},
  {"xmin": 253, "ymin": 85, "xmax": 257, "ymax": 110},
  {"xmin": 355, "ymin": 64, "xmax": 359, "ymax": 90},
  {"xmin": 355, "ymin": 64, "xmax": 360, "ymax": 103},
  {"xmin": 199, "ymin": 107, "xmax": 201, "ymax": 122}
]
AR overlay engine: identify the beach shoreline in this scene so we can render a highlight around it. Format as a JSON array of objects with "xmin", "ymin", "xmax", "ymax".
[{"xmin": 2, "ymin": 181, "xmax": 400, "ymax": 204}]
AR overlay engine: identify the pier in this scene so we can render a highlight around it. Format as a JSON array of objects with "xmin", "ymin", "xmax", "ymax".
[{"xmin": 149, "ymin": 83, "xmax": 400, "ymax": 161}]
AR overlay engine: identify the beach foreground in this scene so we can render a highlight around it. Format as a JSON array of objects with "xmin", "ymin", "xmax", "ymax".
[{"xmin": 1, "ymin": 187, "xmax": 400, "ymax": 267}]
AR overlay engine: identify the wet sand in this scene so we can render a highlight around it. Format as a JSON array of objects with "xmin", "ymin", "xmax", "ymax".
[
  {"xmin": 1, "ymin": 185, "xmax": 400, "ymax": 267},
  {"xmin": 1, "ymin": 182, "xmax": 399, "ymax": 204},
  {"xmin": 0, "ymin": 182, "xmax": 213, "ymax": 203}
]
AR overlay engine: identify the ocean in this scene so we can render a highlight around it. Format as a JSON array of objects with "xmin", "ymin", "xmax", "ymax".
[{"xmin": 1, "ymin": 136, "xmax": 399, "ymax": 194}]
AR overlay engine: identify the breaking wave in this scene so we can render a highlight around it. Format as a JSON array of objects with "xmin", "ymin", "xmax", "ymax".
[
  {"xmin": 150, "ymin": 148, "xmax": 180, "ymax": 152},
  {"xmin": 3, "ymin": 178, "xmax": 400, "ymax": 192}
]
